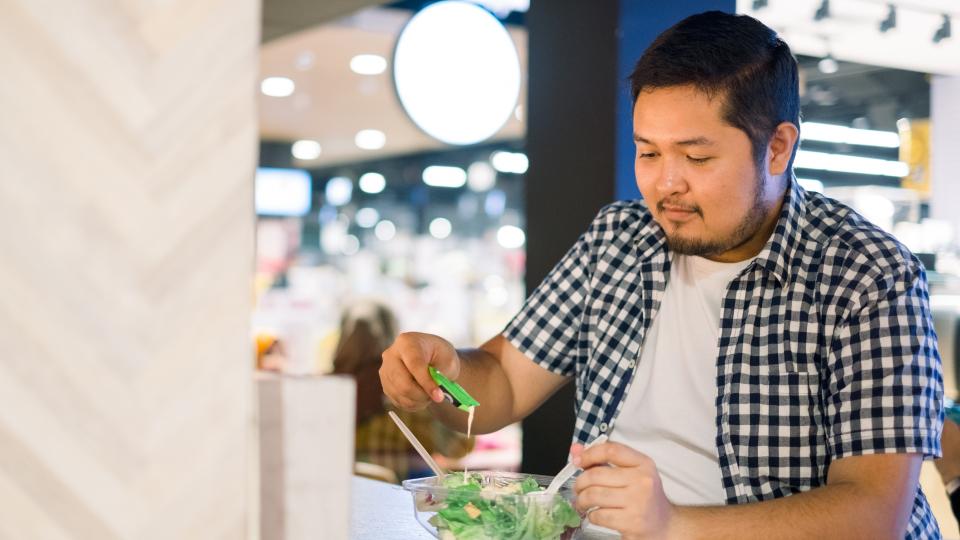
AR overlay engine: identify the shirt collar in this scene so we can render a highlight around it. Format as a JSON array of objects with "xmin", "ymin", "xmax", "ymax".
[{"xmin": 752, "ymin": 176, "xmax": 806, "ymax": 287}]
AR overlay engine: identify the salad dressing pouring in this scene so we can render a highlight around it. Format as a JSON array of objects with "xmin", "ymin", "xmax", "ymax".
[
  {"xmin": 464, "ymin": 405, "xmax": 475, "ymax": 474},
  {"xmin": 427, "ymin": 367, "xmax": 480, "ymax": 474}
]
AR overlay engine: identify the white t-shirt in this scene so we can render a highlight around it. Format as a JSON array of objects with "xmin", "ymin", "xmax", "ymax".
[{"xmin": 608, "ymin": 254, "xmax": 754, "ymax": 506}]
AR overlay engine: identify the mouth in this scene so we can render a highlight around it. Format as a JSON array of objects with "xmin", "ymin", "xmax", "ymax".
[{"xmin": 657, "ymin": 201, "xmax": 700, "ymax": 222}]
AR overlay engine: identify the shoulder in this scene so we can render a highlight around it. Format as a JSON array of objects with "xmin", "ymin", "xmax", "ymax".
[
  {"xmin": 585, "ymin": 199, "xmax": 655, "ymax": 242},
  {"xmin": 803, "ymin": 190, "xmax": 923, "ymax": 297}
]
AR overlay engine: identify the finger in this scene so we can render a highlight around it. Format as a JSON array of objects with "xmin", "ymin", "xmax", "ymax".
[
  {"xmin": 574, "ymin": 466, "xmax": 631, "ymax": 493},
  {"xmin": 381, "ymin": 364, "xmax": 431, "ymax": 410},
  {"xmin": 395, "ymin": 340, "xmax": 443, "ymax": 401},
  {"xmin": 574, "ymin": 486, "xmax": 627, "ymax": 512},
  {"xmin": 579, "ymin": 442, "xmax": 651, "ymax": 469},
  {"xmin": 569, "ymin": 443, "xmax": 584, "ymax": 459},
  {"xmin": 384, "ymin": 339, "xmax": 441, "ymax": 403},
  {"xmin": 585, "ymin": 508, "xmax": 624, "ymax": 533}
]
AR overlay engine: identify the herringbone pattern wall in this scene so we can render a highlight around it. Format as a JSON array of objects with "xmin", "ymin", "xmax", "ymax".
[{"xmin": 0, "ymin": 1, "xmax": 258, "ymax": 538}]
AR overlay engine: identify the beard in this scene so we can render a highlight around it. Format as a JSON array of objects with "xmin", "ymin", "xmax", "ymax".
[{"xmin": 659, "ymin": 167, "xmax": 771, "ymax": 258}]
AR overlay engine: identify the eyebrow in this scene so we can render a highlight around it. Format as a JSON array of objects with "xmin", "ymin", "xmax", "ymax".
[{"xmin": 633, "ymin": 134, "xmax": 715, "ymax": 147}]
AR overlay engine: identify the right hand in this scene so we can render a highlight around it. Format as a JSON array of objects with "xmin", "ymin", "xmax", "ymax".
[{"xmin": 380, "ymin": 332, "xmax": 460, "ymax": 411}]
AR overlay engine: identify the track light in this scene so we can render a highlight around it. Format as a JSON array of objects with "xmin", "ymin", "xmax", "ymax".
[
  {"xmin": 933, "ymin": 14, "xmax": 951, "ymax": 43},
  {"xmin": 752, "ymin": 0, "xmax": 768, "ymax": 10},
  {"xmin": 879, "ymin": 4, "xmax": 896, "ymax": 33},
  {"xmin": 814, "ymin": 0, "xmax": 830, "ymax": 21}
]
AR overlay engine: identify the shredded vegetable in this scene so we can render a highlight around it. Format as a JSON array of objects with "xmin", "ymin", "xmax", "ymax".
[{"xmin": 426, "ymin": 472, "xmax": 581, "ymax": 540}]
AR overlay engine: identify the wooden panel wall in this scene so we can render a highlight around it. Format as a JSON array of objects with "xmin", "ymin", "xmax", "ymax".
[{"xmin": 0, "ymin": 1, "xmax": 259, "ymax": 538}]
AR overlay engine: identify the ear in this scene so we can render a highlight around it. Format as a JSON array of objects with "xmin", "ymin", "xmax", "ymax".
[{"xmin": 767, "ymin": 121, "xmax": 799, "ymax": 176}]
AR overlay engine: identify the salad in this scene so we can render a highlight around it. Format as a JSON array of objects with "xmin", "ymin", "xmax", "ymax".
[{"xmin": 406, "ymin": 471, "xmax": 581, "ymax": 540}]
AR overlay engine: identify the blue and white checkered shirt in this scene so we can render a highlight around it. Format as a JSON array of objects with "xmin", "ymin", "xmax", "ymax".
[{"xmin": 503, "ymin": 179, "xmax": 944, "ymax": 538}]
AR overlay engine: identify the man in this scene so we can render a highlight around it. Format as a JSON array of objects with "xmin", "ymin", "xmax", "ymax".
[{"xmin": 380, "ymin": 11, "xmax": 943, "ymax": 539}]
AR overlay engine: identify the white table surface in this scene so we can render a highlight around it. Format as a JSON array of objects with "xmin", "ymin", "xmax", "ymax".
[{"xmin": 350, "ymin": 476, "xmax": 619, "ymax": 539}]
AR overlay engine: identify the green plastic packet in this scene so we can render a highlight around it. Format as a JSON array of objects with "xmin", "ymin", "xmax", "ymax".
[{"xmin": 428, "ymin": 366, "xmax": 479, "ymax": 411}]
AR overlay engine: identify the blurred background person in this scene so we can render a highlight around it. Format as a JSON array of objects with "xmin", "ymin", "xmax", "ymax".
[{"xmin": 333, "ymin": 300, "xmax": 474, "ymax": 481}]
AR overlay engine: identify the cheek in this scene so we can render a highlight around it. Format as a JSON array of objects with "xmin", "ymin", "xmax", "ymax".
[{"xmin": 633, "ymin": 164, "xmax": 658, "ymax": 199}]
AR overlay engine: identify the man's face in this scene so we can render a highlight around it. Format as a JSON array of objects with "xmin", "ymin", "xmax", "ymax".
[{"xmin": 633, "ymin": 85, "xmax": 783, "ymax": 262}]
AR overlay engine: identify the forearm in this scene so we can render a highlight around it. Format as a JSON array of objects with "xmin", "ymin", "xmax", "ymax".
[
  {"xmin": 672, "ymin": 481, "xmax": 908, "ymax": 540},
  {"xmin": 427, "ymin": 347, "xmax": 516, "ymax": 435}
]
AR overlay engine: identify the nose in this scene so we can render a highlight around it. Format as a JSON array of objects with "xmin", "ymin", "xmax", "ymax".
[{"xmin": 654, "ymin": 157, "xmax": 687, "ymax": 195}]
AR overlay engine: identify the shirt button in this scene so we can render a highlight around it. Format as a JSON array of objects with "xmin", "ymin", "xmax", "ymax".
[
  {"xmin": 599, "ymin": 422, "xmax": 608, "ymax": 433},
  {"xmin": 627, "ymin": 359, "xmax": 637, "ymax": 368}
]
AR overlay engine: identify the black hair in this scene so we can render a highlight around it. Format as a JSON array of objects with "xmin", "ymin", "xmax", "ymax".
[{"xmin": 628, "ymin": 11, "xmax": 800, "ymax": 172}]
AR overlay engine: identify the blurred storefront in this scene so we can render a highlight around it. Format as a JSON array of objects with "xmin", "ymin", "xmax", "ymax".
[{"xmin": 251, "ymin": 0, "xmax": 960, "ymax": 491}]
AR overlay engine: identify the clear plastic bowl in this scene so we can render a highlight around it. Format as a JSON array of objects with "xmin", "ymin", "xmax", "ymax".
[{"xmin": 401, "ymin": 471, "xmax": 583, "ymax": 540}]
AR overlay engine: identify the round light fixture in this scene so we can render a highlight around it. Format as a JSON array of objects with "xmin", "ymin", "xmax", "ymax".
[
  {"xmin": 393, "ymin": 1, "xmax": 521, "ymax": 145},
  {"xmin": 350, "ymin": 54, "xmax": 388, "ymax": 75},
  {"xmin": 291, "ymin": 139, "xmax": 321, "ymax": 160},
  {"xmin": 261, "ymin": 77, "xmax": 295, "ymax": 97},
  {"xmin": 429, "ymin": 217, "xmax": 453, "ymax": 239},
  {"xmin": 359, "ymin": 172, "xmax": 387, "ymax": 194},
  {"xmin": 355, "ymin": 129, "xmax": 386, "ymax": 150}
]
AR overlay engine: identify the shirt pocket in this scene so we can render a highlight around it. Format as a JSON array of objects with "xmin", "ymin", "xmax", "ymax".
[{"xmin": 731, "ymin": 360, "xmax": 828, "ymax": 498}]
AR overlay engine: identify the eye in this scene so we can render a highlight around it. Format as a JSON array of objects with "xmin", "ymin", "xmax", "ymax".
[
  {"xmin": 687, "ymin": 156, "xmax": 711, "ymax": 164},
  {"xmin": 637, "ymin": 152, "xmax": 658, "ymax": 159}
]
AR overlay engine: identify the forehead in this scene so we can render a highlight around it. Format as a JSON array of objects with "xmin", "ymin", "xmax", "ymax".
[{"xmin": 632, "ymin": 85, "xmax": 731, "ymax": 140}]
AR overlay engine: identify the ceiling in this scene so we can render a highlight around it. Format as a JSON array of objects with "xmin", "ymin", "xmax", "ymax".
[
  {"xmin": 262, "ymin": 0, "xmax": 387, "ymax": 43},
  {"xmin": 258, "ymin": 6, "xmax": 527, "ymax": 169},
  {"xmin": 258, "ymin": 1, "xmax": 953, "ymax": 168},
  {"xmin": 740, "ymin": 0, "xmax": 960, "ymax": 76}
]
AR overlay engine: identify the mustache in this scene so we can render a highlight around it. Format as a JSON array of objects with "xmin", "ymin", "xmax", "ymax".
[{"xmin": 656, "ymin": 199, "xmax": 703, "ymax": 216}]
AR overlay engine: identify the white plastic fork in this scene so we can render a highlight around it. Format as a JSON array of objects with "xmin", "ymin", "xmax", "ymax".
[
  {"xmin": 388, "ymin": 411, "xmax": 447, "ymax": 477},
  {"xmin": 544, "ymin": 434, "xmax": 609, "ymax": 496}
]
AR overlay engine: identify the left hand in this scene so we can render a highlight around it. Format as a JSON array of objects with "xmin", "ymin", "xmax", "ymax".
[{"xmin": 572, "ymin": 441, "xmax": 677, "ymax": 539}]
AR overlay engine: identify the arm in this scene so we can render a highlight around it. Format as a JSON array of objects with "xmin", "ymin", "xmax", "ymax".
[
  {"xmin": 429, "ymin": 334, "xmax": 570, "ymax": 434},
  {"xmin": 380, "ymin": 332, "xmax": 569, "ymax": 435},
  {"xmin": 573, "ymin": 442, "xmax": 921, "ymax": 540},
  {"xmin": 382, "ymin": 207, "xmax": 605, "ymax": 434}
]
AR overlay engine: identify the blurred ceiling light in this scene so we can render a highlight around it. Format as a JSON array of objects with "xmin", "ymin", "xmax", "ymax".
[
  {"xmin": 800, "ymin": 122, "xmax": 899, "ymax": 148},
  {"xmin": 355, "ymin": 129, "xmax": 386, "ymax": 150},
  {"xmin": 375, "ymin": 220, "xmax": 397, "ymax": 241},
  {"xmin": 350, "ymin": 54, "xmax": 387, "ymax": 75},
  {"xmin": 295, "ymin": 51, "xmax": 315, "ymax": 71},
  {"xmin": 490, "ymin": 151, "xmax": 528, "ymax": 174},
  {"xmin": 933, "ymin": 14, "xmax": 952, "ymax": 44},
  {"xmin": 356, "ymin": 207, "xmax": 380, "ymax": 228},
  {"xmin": 291, "ymin": 139, "xmax": 322, "ymax": 160},
  {"xmin": 342, "ymin": 235, "xmax": 361, "ymax": 256},
  {"xmin": 422, "ymin": 165, "xmax": 467, "ymax": 188},
  {"xmin": 393, "ymin": 1, "xmax": 521, "ymax": 145},
  {"xmin": 796, "ymin": 178, "xmax": 825, "ymax": 193},
  {"xmin": 325, "ymin": 176, "xmax": 354, "ymax": 206},
  {"xmin": 879, "ymin": 4, "xmax": 897, "ymax": 33},
  {"xmin": 497, "ymin": 225, "xmax": 526, "ymax": 249},
  {"xmin": 467, "ymin": 161, "xmax": 496, "ymax": 192},
  {"xmin": 429, "ymin": 217, "xmax": 453, "ymax": 239},
  {"xmin": 794, "ymin": 150, "xmax": 909, "ymax": 177},
  {"xmin": 814, "ymin": 0, "xmax": 830, "ymax": 21},
  {"xmin": 818, "ymin": 54, "xmax": 838, "ymax": 74},
  {"xmin": 359, "ymin": 172, "xmax": 386, "ymax": 194},
  {"xmin": 261, "ymin": 76, "xmax": 295, "ymax": 97}
]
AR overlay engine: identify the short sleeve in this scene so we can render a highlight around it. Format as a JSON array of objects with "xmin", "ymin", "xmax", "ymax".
[
  {"xmin": 501, "ymin": 224, "xmax": 595, "ymax": 378},
  {"xmin": 825, "ymin": 262, "xmax": 944, "ymax": 461}
]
